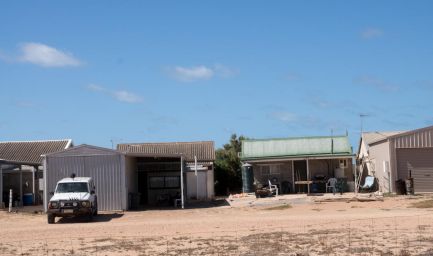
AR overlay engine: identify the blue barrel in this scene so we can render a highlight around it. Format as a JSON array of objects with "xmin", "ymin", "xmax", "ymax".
[
  {"xmin": 242, "ymin": 164, "xmax": 254, "ymax": 193},
  {"xmin": 23, "ymin": 193, "xmax": 33, "ymax": 206}
]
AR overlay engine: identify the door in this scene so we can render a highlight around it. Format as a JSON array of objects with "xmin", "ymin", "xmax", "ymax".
[
  {"xmin": 186, "ymin": 171, "xmax": 207, "ymax": 200},
  {"xmin": 137, "ymin": 172, "xmax": 148, "ymax": 205},
  {"xmin": 294, "ymin": 160, "xmax": 307, "ymax": 193},
  {"xmin": 397, "ymin": 148, "xmax": 433, "ymax": 192}
]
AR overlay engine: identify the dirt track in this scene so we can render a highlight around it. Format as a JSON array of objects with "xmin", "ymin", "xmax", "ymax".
[{"xmin": 1, "ymin": 194, "xmax": 433, "ymax": 255}]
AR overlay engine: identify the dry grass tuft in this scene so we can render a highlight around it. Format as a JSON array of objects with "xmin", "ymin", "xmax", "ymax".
[
  {"xmin": 264, "ymin": 204, "xmax": 292, "ymax": 210},
  {"xmin": 410, "ymin": 200, "xmax": 433, "ymax": 208}
]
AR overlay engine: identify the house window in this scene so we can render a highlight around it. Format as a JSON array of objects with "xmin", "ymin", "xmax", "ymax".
[
  {"xmin": 165, "ymin": 176, "xmax": 180, "ymax": 188},
  {"xmin": 339, "ymin": 159, "xmax": 348, "ymax": 168},
  {"xmin": 260, "ymin": 166, "xmax": 270, "ymax": 176},
  {"xmin": 270, "ymin": 165, "xmax": 281, "ymax": 175},
  {"xmin": 149, "ymin": 176, "xmax": 180, "ymax": 189}
]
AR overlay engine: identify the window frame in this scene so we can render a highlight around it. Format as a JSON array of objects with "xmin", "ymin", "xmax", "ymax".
[{"xmin": 149, "ymin": 176, "xmax": 181, "ymax": 189}]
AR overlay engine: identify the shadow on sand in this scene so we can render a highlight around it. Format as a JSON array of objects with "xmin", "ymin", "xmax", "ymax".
[
  {"xmin": 128, "ymin": 198, "xmax": 230, "ymax": 211},
  {"xmin": 56, "ymin": 212, "xmax": 124, "ymax": 224}
]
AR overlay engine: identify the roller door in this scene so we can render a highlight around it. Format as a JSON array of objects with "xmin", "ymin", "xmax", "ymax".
[{"xmin": 397, "ymin": 148, "xmax": 433, "ymax": 192}]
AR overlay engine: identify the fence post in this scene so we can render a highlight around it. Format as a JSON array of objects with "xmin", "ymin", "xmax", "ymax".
[
  {"xmin": 235, "ymin": 231, "xmax": 239, "ymax": 256},
  {"xmin": 370, "ymin": 218, "xmax": 374, "ymax": 255},
  {"xmin": 280, "ymin": 227, "xmax": 283, "ymax": 253},
  {"xmin": 348, "ymin": 220, "xmax": 351, "ymax": 254},
  {"xmin": 9, "ymin": 189, "xmax": 13, "ymax": 212},
  {"xmin": 70, "ymin": 239, "xmax": 74, "ymax": 255},
  {"xmin": 394, "ymin": 217, "xmax": 398, "ymax": 253},
  {"xmin": 417, "ymin": 215, "xmax": 420, "ymax": 250}
]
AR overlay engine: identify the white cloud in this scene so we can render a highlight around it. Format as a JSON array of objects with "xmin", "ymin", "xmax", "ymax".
[
  {"xmin": 172, "ymin": 66, "xmax": 214, "ymax": 82},
  {"xmin": 112, "ymin": 90, "xmax": 142, "ymax": 103},
  {"xmin": 354, "ymin": 75, "xmax": 398, "ymax": 92},
  {"xmin": 87, "ymin": 84, "xmax": 105, "ymax": 92},
  {"xmin": 213, "ymin": 64, "xmax": 239, "ymax": 78},
  {"xmin": 168, "ymin": 64, "xmax": 238, "ymax": 82},
  {"xmin": 361, "ymin": 28, "xmax": 383, "ymax": 39},
  {"xmin": 18, "ymin": 42, "xmax": 81, "ymax": 67},
  {"xmin": 270, "ymin": 112, "xmax": 297, "ymax": 123},
  {"xmin": 310, "ymin": 96, "xmax": 332, "ymax": 108},
  {"xmin": 86, "ymin": 84, "xmax": 142, "ymax": 103}
]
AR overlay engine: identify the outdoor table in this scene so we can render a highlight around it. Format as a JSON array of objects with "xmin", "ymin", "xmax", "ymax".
[{"xmin": 294, "ymin": 180, "xmax": 313, "ymax": 194}]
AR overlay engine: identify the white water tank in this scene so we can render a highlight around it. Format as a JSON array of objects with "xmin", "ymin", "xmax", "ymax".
[{"xmin": 335, "ymin": 168, "xmax": 345, "ymax": 178}]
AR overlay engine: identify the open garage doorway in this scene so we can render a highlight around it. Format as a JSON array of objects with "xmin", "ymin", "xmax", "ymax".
[{"xmin": 126, "ymin": 156, "xmax": 183, "ymax": 209}]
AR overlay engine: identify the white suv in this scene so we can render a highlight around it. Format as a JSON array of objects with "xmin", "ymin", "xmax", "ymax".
[{"xmin": 47, "ymin": 176, "xmax": 98, "ymax": 224}]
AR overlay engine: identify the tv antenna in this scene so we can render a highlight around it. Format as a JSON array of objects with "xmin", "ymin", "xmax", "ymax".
[
  {"xmin": 110, "ymin": 138, "xmax": 123, "ymax": 149},
  {"xmin": 359, "ymin": 113, "xmax": 369, "ymax": 134}
]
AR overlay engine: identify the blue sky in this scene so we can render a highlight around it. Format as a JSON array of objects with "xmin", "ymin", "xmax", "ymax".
[{"xmin": 1, "ymin": 1, "xmax": 433, "ymax": 150}]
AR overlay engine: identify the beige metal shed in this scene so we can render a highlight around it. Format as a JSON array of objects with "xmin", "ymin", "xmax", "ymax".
[{"xmin": 358, "ymin": 125, "xmax": 433, "ymax": 193}]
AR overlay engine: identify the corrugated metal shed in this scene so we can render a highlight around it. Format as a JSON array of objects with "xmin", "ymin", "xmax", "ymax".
[
  {"xmin": 44, "ymin": 144, "xmax": 126, "ymax": 212},
  {"xmin": 117, "ymin": 141, "xmax": 215, "ymax": 162},
  {"xmin": 357, "ymin": 126, "xmax": 433, "ymax": 193},
  {"xmin": 241, "ymin": 136, "xmax": 353, "ymax": 160},
  {"xmin": 390, "ymin": 125, "xmax": 433, "ymax": 149},
  {"xmin": 0, "ymin": 139, "xmax": 72, "ymax": 165}
]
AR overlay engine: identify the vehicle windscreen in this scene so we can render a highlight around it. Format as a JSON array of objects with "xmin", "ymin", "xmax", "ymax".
[{"xmin": 56, "ymin": 182, "xmax": 89, "ymax": 193}]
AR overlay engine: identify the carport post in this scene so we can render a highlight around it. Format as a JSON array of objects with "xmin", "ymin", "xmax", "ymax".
[
  {"xmin": 32, "ymin": 166, "xmax": 36, "ymax": 205},
  {"xmin": 306, "ymin": 158, "xmax": 310, "ymax": 194},
  {"xmin": 0, "ymin": 164, "xmax": 3, "ymax": 207},
  {"xmin": 19, "ymin": 165, "xmax": 22, "ymax": 207},
  {"xmin": 180, "ymin": 156, "xmax": 184, "ymax": 209},
  {"xmin": 43, "ymin": 157, "xmax": 48, "ymax": 212}
]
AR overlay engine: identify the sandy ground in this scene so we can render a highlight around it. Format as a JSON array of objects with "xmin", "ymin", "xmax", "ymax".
[{"xmin": 1, "ymin": 193, "xmax": 433, "ymax": 255}]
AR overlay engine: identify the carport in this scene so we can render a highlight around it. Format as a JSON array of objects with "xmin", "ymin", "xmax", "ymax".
[
  {"xmin": 119, "ymin": 141, "xmax": 215, "ymax": 209},
  {"xmin": 124, "ymin": 154, "xmax": 186, "ymax": 208},
  {"xmin": 0, "ymin": 140, "xmax": 72, "ymax": 208}
]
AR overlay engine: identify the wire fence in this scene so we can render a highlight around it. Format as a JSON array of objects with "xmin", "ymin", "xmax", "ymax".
[{"xmin": 1, "ymin": 214, "xmax": 433, "ymax": 255}]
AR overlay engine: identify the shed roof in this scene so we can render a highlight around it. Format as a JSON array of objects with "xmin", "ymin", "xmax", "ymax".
[
  {"xmin": 241, "ymin": 136, "xmax": 353, "ymax": 160},
  {"xmin": 361, "ymin": 131, "xmax": 406, "ymax": 145},
  {"xmin": 0, "ymin": 139, "xmax": 72, "ymax": 165},
  {"xmin": 44, "ymin": 144, "xmax": 123, "ymax": 157},
  {"xmin": 117, "ymin": 141, "xmax": 215, "ymax": 162},
  {"xmin": 388, "ymin": 125, "xmax": 433, "ymax": 140}
]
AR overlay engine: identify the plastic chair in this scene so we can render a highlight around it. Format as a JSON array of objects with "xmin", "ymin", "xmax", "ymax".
[
  {"xmin": 326, "ymin": 177, "xmax": 337, "ymax": 194},
  {"xmin": 268, "ymin": 180, "xmax": 279, "ymax": 196},
  {"xmin": 360, "ymin": 176, "xmax": 375, "ymax": 192}
]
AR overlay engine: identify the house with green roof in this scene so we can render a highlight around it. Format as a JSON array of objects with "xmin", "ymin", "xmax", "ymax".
[{"xmin": 240, "ymin": 135, "xmax": 355, "ymax": 194}]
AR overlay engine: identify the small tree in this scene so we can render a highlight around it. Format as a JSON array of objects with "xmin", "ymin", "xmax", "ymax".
[{"xmin": 214, "ymin": 134, "xmax": 245, "ymax": 195}]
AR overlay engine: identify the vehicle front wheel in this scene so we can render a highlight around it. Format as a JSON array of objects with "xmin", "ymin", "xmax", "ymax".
[
  {"xmin": 87, "ymin": 212, "xmax": 94, "ymax": 222},
  {"xmin": 47, "ymin": 214, "xmax": 55, "ymax": 224},
  {"xmin": 93, "ymin": 201, "xmax": 98, "ymax": 216}
]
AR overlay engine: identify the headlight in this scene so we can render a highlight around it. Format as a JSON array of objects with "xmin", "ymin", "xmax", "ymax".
[
  {"xmin": 49, "ymin": 202, "xmax": 58, "ymax": 208},
  {"xmin": 81, "ymin": 201, "xmax": 89, "ymax": 207},
  {"xmin": 60, "ymin": 202, "xmax": 65, "ymax": 207},
  {"xmin": 72, "ymin": 202, "xmax": 78, "ymax": 207}
]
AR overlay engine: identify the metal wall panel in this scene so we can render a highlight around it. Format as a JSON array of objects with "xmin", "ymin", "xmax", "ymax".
[
  {"xmin": 396, "ymin": 148, "xmax": 433, "ymax": 192},
  {"xmin": 393, "ymin": 129, "xmax": 433, "ymax": 149},
  {"xmin": 45, "ymin": 153, "xmax": 125, "ymax": 211}
]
